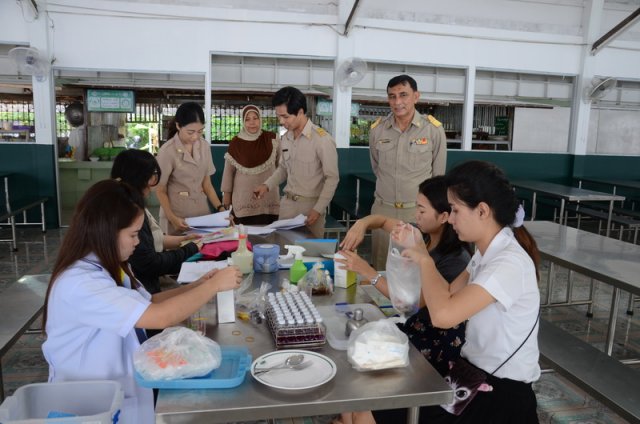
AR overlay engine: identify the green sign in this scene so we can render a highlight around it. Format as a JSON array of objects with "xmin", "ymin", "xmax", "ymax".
[
  {"xmin": 494, "ymin": 116, "xmax": 509, "ymax": 136},
  {"xmin": 87, "ymin": 89, "xmax": 135, "ymax": 113}
]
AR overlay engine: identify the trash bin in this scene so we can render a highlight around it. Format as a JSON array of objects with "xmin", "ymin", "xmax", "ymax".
[{"xmin": 0, "ymin": 380, "xmax": 123, "ymax": 423}]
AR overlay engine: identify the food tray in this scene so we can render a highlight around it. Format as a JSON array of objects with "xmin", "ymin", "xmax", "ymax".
[{"xmin": 134, "ymin": 346, "xmax": 251, "ymax": 389}]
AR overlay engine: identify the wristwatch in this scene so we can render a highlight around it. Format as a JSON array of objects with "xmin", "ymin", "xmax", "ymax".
[{"xmin": 370, "ymin": 273, "xmax": 383, "ymax": 286}]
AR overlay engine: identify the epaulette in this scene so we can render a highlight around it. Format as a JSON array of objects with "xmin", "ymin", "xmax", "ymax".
[
  {"xmin": 370, "ymin": 117, "xmax": 382, "ymax": 129},
  {"xmin": 314, "ymin": 126, "xmax": 328, "ymax": 137},
  {"xmin": 426, "ymin": 114, "xmax": 442, "ymax": 128}
]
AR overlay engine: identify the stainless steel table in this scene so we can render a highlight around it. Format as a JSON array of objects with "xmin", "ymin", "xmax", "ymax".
[
  {"xmin": 514, "ymin": 180, "xmax": 625, "ymax": 237},
  {"xmin": 155, "ymin": 230, "xmax": 452, "ymax": 424},
  {"xmin": 525, "ymin": 221, "xmax": 640, "ymax": 356}
]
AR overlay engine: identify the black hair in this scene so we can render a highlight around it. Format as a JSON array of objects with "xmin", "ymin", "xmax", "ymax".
[
  {"xmin": 111, "ymin": 149, "xmax": 161, "ymax": 195},
  {"xmin": 387, "ymin": 74, "xmax": 418, "ymax": 92},
  {"xmin": 272, "ymin": 86, "xmax": 307, "ymax": 115},
  {"xmin": 44, "ymin": 179, "xmax": 145, "ymax": 330},
  {"xmin": 419, "ymin": 176, "xmax": 473, "ymax": 257},
  {"xmin": 174, "ymin": 102, "xmax": 205, "ymax": 128},
  {"xmin": 445, "ymin": 160, "xmax": 540, "ymax": 278}
]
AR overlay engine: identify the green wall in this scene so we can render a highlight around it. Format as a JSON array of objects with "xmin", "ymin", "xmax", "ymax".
[
  {"xmin": 0, "ymin": 144, "xmax": 58, "ymax": 228},
  {"xmin": 2, "ymin": 143, "xmax": 638, "ymax": 230}
]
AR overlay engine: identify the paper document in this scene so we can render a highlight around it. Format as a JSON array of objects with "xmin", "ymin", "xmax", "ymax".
[
  {"xmin": 265, "ymin": 214, "xmax": 306, "ymax": 230},
  {"xmin": 244, "ymin": 226, "xmax": 276, "ymax": 235},
  {"xmin": 186, "ymin": 210, "xmax": 231, "ymax": 228},
  {"xmin": 177, "ymin": 260, "xmax": 228, "ymax": 283}
]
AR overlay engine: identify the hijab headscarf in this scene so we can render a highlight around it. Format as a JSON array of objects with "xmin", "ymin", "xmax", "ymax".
[
  {"xmin": 236, "ymin": 105, "xmax": 262, "ymax": 141},
  {"xmin": 226, "ymin": 105, "xmax": 275, "ymax": 168}
]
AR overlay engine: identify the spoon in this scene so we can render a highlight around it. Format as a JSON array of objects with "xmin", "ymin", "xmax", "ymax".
[{"xmin": 253, "ymin": 354, "xmax": 308, "ymax": 375}]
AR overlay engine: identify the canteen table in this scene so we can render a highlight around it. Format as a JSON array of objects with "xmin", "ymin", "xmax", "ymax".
[
  {"xmin": 155, "ymin": 229, "xmax": 452, "ymax": 424},
  {"xmin": 525, "ymin": 221, "xmax": 640, "ymax": 356},
  {"xmin": 514, "ymin": 180, "xmax": 625, "ymax": 237}
]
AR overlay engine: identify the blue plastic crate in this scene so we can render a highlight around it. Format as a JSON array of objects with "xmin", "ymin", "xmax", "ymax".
[{"xmin": 134, "ymin": 346, "xmax": 251, "ymax": 389}]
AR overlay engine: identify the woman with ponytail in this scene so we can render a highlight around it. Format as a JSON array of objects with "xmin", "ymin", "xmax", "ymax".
[{"xmin": 401, "ymin": 160, "xmax": 541, "ymax": 423}]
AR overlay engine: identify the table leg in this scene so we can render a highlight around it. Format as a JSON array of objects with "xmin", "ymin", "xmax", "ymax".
[
  {"xmin": 531, "ymin": 192, "xmax": 537, "ymax": 221},
  {"xmin": 0, "ymin": 362, "xmax": 4, "ymax": 401},
  {"xmin": 606, "ymin": 200, "xmax": 614, "ymax": 237},
  {"xmin": 407, "ymin": 406, "xmax": 419, "ymax": 424},
  {"xmin": 605, "ymin": 288, "xmax": 621, "ymax": 356},
  {"xmin": 559, "ymin": 199, "xmax": 565, "ymax": 226},
  {"xmin": 587, "ymin": 279, "xmax": 596, "ymax": 318}
]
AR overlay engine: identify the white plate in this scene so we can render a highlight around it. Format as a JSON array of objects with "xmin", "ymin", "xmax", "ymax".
[{"xmin": 251, "ymin": 350, "xmax": 336, "ymax": 390}]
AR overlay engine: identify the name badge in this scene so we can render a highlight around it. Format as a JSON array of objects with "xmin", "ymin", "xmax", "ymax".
[{"xmin": 179, "ymin": 191, "xmax": 189, "ymax": 197}]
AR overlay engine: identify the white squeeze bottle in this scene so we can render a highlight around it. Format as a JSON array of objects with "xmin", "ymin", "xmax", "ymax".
[{"xmin": 231, "ymin": 224, "xmax": 253, "ymax": 274}]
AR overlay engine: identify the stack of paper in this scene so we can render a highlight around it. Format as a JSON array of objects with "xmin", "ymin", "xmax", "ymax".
[
  {"xmin": 177, "ymin": 260, "xmax": 228, "ymax": 283},
  {"xmin": 185, "ymin": 210, "xmax": 231, "ymax": 232}
]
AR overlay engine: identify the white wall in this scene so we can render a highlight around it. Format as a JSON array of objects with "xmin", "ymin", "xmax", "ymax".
[
  {"xmin": 2, "ymin": 0, "xmax": 640, "ymax": 154},
  {"xmin": 512, "ymin": 107, "xmax": 570, "ymax": 153},
  {"xmin": 590, "ymin": 109, "xmax": 640, "ymax": 155}
]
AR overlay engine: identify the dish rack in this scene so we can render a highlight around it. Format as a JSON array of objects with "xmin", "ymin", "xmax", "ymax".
[{"xmin": 265, "ymin": 291, "xmax": 326, "ymax": 349}]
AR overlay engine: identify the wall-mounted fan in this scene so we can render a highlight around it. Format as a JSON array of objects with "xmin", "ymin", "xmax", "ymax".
[
  {"xmin": 337, "ymin": 57, "xmax": 367, "ymax": 90},
  {"xmin": 584, "ymin": 77, "xmax": 617, "ymax": 102},
  {"xmin": 8, "ymin": 47, "xmax": 50, "ymax": 82}
]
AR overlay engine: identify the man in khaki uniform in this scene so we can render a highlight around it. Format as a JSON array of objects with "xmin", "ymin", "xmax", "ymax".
[
  {"xmin": 254, "ymin": 86, "xmax": 339, "ymax": 238},
  {"xmin": 368, "ymin": 75, "xmax": 447, "ymax": 269}
]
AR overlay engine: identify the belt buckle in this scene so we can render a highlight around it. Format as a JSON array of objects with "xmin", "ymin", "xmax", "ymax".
[
  {"xmin": 292, "ymin": 194, "xmax": 300, "ymax": 201},
  {"xmin": 394, "ymin": 202, "xmax": 404, "ymax": 209}
]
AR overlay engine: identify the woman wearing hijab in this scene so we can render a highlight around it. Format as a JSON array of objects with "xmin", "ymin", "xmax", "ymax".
[{"xmin": 221, "ymin": 105, "xmax": 280, "ymax": 225}]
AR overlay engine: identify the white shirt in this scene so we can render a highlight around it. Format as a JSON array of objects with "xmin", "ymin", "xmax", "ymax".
[
  {"xmin": 42, "ymin": 254, "xmax": 155, "ymax": 424},
  {"xmin": 461, "ymin": 227, "xmax": 541, "ymax": 383}
]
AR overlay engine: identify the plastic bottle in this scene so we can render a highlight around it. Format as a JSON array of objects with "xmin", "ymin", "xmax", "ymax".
[
  {"xmin": 285, "ymin": 245, "xmax": 307, "ymax": 284},
  {"xmin": 231, "ymin": 225, "xmax": 253, "ymax": 274}
]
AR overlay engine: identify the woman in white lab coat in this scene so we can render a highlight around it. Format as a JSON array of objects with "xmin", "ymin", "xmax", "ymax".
[{"xmin": 42, "ymin": 179, "xmax": 241, "ymax": 423}]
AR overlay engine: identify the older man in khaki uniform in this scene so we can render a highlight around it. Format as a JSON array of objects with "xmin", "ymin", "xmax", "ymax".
[
  {"xmin": 369, "ymin": 75, "xmax": 447, "ymax": 269},
  {"xmin": 254, "ymin": 86, "xmax": 339, "ymax": 238}
]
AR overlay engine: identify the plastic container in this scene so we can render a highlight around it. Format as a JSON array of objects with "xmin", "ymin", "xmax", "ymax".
[
  {"xmin": 134, "ymin": 346, "xmax": 251, "ymax": 389},
  {"xmin": 0, "ymin": 380, "xmax": 123, "ymax": 423},
  {"xmin": 253, "ymin": 243, "xmax": 279, "ymax": 273},
  {"xmin": 231, "ymin": 225, "xmax": 253, "ymax": 274},
  {"xmin": 317, "ymin": 304, "xmax": 385, "ymax": 350}
]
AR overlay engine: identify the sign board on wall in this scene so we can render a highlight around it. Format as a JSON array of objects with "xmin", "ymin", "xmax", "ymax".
[{"xmin": 87, "ymin": 89, "xmax": 135, "ymax": 113}]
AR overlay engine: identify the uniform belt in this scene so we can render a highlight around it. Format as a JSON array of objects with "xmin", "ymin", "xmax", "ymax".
[
  {"xmin": 285, "ymin": 192, "xmax": 319, "ymax": 202},
  {"xmin": 377, "ymin": 198, "xmax": 417, "ymax": 209}
]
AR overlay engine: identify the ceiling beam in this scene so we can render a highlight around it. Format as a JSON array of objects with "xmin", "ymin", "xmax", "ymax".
[
  {"xmin": 591, "ymin": 7, "xmax": 640, "ymax": 55},
  {"xmin": 343, "ymin": 0, "xmax": 362, "ymax": 37}
]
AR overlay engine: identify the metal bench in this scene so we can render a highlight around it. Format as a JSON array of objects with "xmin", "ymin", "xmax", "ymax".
[
  {"xmin": 324, "ymin": 215, "xmax": 346, "ymax": 240},
  {"xmin": 0, "ymin": 175, "xmax": 47, "ymax": 251},
  {"xmin": 539, "ymin": 319, "xmax": 640, "ymax": 424},
  {"xmin": 0, "ymin": 274, "xmax": 50, "ymax": 401}
]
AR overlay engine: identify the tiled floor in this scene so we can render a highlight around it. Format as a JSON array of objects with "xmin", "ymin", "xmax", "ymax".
[{"xmin": 0, "ymin": 224, "xmax": 638, "ymax": 423}]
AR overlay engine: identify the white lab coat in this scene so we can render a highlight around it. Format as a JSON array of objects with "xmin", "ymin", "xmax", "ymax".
[{"xmin": 42, "ymin": 254, "xmax": 155, "ymax": 423}]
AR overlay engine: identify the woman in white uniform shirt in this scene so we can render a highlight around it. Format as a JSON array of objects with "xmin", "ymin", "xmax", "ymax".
[
  {"xmin": 348, "ymin": 160, "xmax": 541, "ymax": 424},
  {"xmin": 42, "ymin": 179, "xmax": 242, "ymax": 424},
  {"xmin": 406, "ymin": 160, "xmax": 540, "ymax": 423}
]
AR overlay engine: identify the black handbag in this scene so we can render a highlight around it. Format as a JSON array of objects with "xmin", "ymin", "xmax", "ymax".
[{"xmin": 440, "ymin": 311, "xmax": 540, "ymax": 416}]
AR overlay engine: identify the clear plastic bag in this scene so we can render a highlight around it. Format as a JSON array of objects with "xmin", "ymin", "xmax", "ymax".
[
  {"xmin": 235, "ymin": 279, "xmax": 271, "ymax": 323},
  {"xmin": 386, "ymin": 224, "xmax": 422, "ymax": 320},
  {"xmin": 134, "ymin": 327, "xmax": 222, "ymax": 380},
  {"xmin": 346, "ymin": 319, "xmax": 410, "ymax": 371},
  {"xmin": 298, "ymin": 263, "xmax": 333, "ymax": 295}
]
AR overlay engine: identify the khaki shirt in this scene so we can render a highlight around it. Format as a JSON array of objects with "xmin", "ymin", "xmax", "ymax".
[
  {"xmin": 369, "ymin": 112, "xmax": 447, "ymax": 203},
  {"xmin": 264, "ymin": 119, "xmax": 339, "ymax": 214},
  {"xmin": 156, "ymin": 134, "xmax": 215, "ymax": 226}
]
